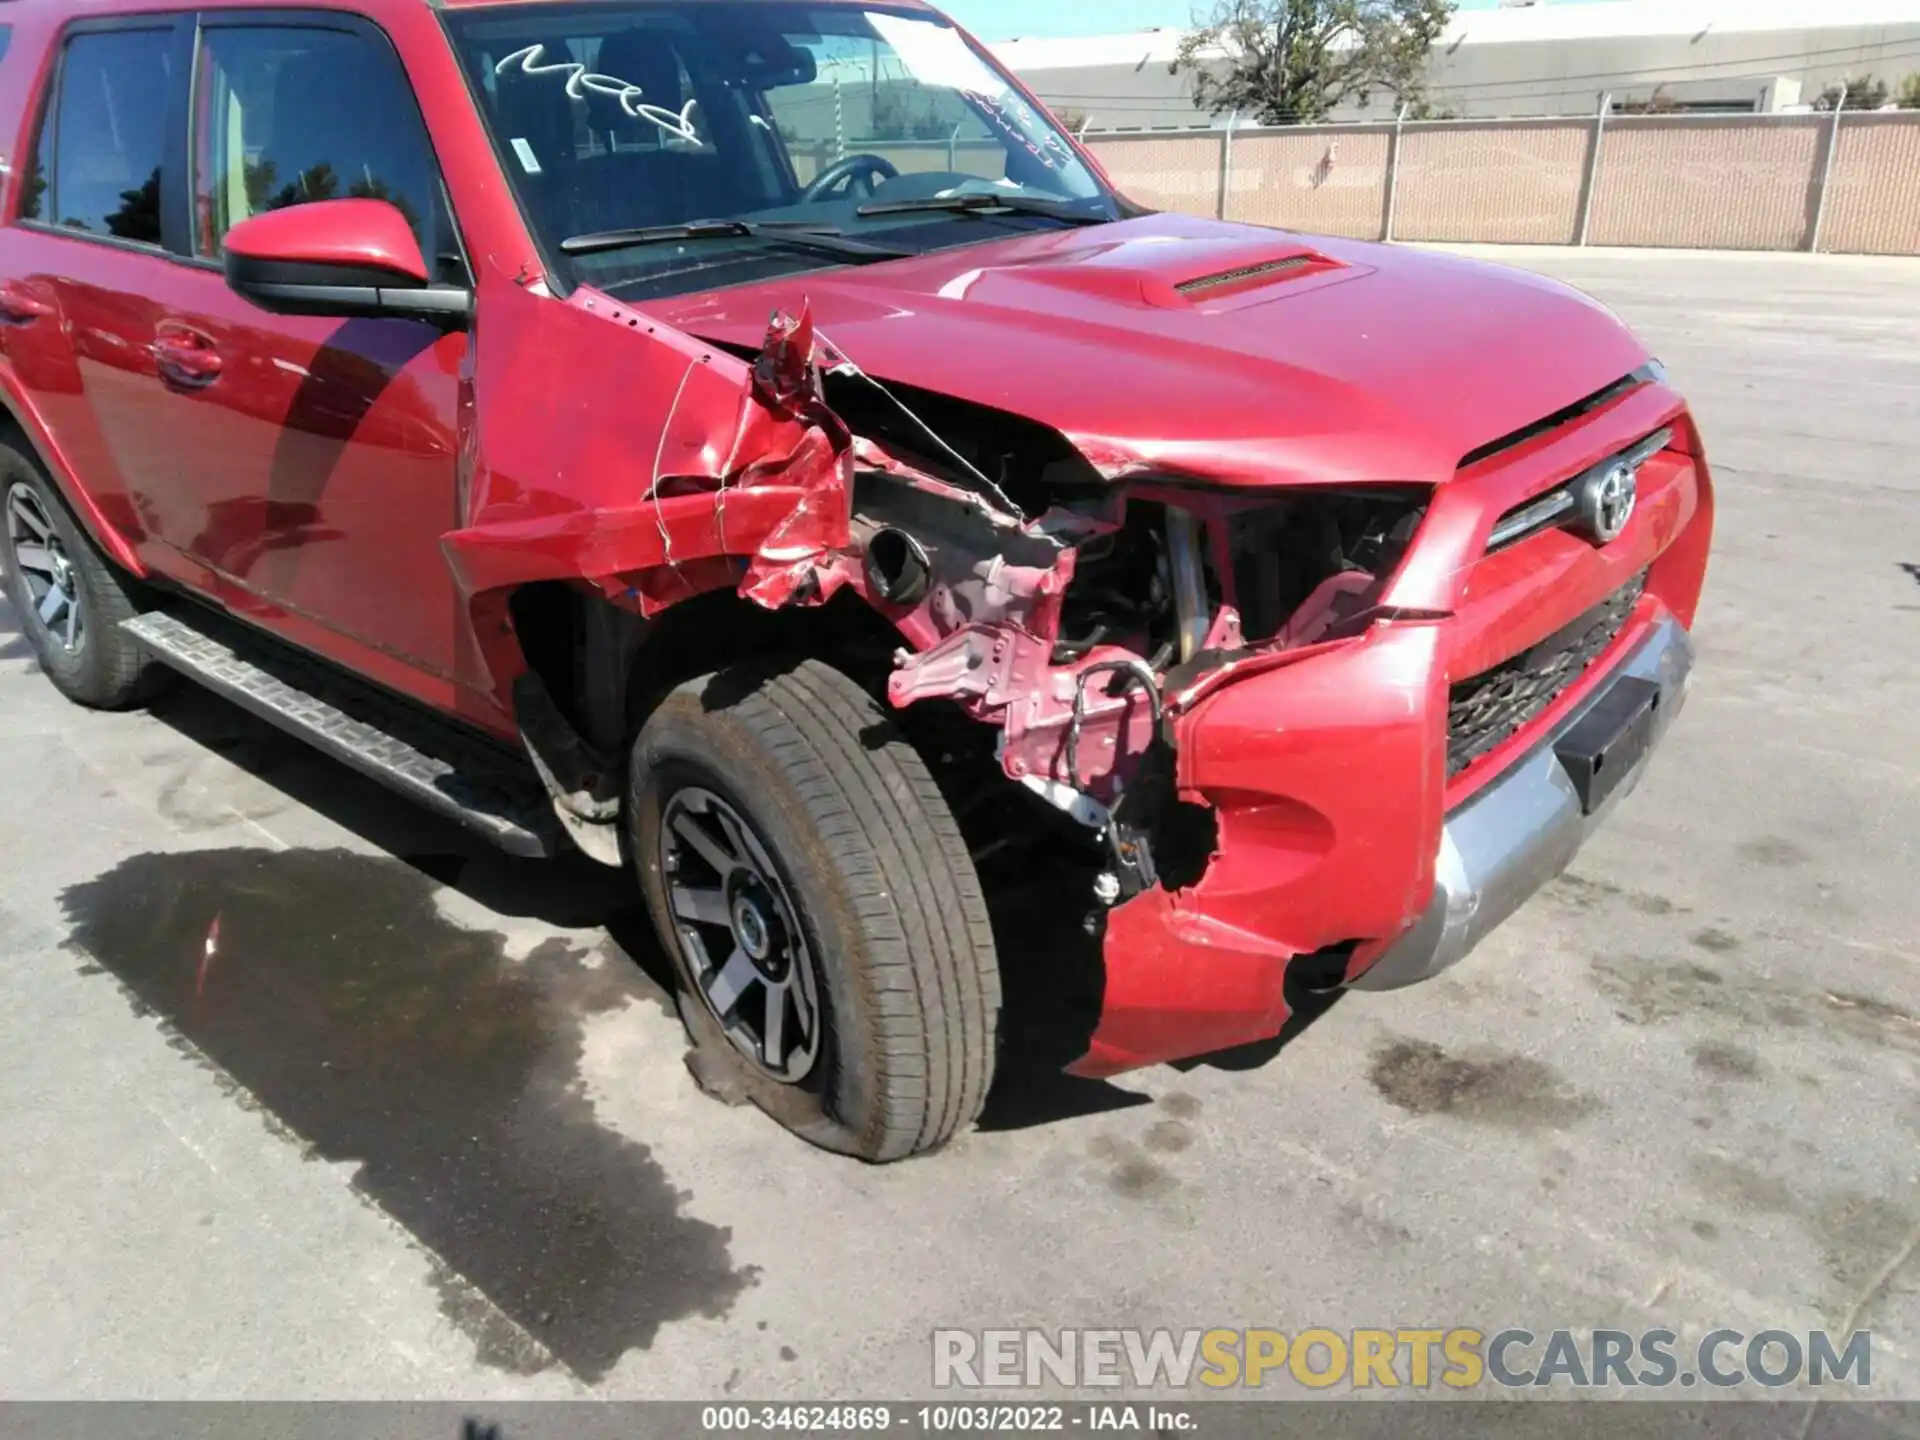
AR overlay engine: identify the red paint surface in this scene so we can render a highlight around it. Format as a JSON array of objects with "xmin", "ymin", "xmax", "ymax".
[
  {"xmin": 0, "ymin": 0, "xmax": 1713, "ymax": 1077},
  {"xmin": 649, "ymin": 217, "xmax": 1650, "ymax": 492},
  {"xmin": 223, "ymin": 199, "xmax": 432, "ymax": 285}
]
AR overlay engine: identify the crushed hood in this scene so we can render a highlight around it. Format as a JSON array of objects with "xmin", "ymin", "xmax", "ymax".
[{"xmin": 641, "ymin": 211, "xmax": 1650, "ymax": 489}]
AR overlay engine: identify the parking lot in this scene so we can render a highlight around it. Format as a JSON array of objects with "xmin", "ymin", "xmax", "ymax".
[{"xmin": 1, "ymin": 247, "xmax": 1916, "ymax": 1402}]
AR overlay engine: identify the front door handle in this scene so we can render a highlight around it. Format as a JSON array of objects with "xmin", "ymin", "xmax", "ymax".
[
  {"xmin": 0, "ymin": 283, "xmax": 53, "ymax": 325},
  {"xmin": 153, "ymin": 324, "xmax": 225, "ymax": 388}
]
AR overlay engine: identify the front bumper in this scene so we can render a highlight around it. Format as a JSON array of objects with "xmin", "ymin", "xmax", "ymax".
[
  {"xmin": 1353, "ymin": 613, "xmax": 1693, "ymax": 990},
  {"xmin": 1069, "ymin": 392, "xmax": 1711, "ymax": 1080},
  {"xmin": 1067, "ymin": 611, "xmax": 1696, "ymax": 1079}
]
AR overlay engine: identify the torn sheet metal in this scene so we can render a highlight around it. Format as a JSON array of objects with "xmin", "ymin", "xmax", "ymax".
[
  {"xmin": 726, "ymin": 307, "xmax": 857, "ymax": 609},
  {"xmin": 446, "ymin": 293, "xmax": 856, "ymax": 656},
  {"xmin": 446, "ymin": 275, "xmax": 1330, "ymax": 816},
  {"xmin": 888, "ymin": 623, "xmax": 1163, "ymax": 805}
]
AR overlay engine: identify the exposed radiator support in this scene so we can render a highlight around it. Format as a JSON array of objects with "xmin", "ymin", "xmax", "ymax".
[{"xmin": 1165, "ymin": 509, "xmax": 1209, "ymax": 664}]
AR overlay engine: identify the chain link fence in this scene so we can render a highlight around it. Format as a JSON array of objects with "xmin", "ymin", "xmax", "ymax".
[{"xmin": 1084, "ymin": 111, "xmax": 1920, "ymax": 256}]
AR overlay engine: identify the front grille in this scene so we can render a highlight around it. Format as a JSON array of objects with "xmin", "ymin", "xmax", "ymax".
[
  {"xmin": 1485, "ymin": 426, "xmax": 1672, "ymax": 554},
  {"xmin": 1447, "ymin": 573, "xmax": 1647, "ymax": 778}
]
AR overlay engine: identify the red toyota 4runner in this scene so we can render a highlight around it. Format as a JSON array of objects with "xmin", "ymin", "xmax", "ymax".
[{"xmin": 0, "ymin": 0, "xmax": 1711, "ymax": 1160}]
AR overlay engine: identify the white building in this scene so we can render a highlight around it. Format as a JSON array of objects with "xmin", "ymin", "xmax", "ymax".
[{"xmin": 988, "ymin": 0, "xmax": 1920, "ymax": 128}]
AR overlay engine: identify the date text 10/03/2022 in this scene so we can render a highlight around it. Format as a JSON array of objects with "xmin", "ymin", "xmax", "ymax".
[{"xmin": 698, "ymin": 1407, "xmax": 1194, "ymax": 1432}]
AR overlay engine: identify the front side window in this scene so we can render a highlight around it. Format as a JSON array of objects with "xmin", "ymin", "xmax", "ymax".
[
  {"xmin": 36, "ymin": 28, "xmax": 173, "ymax": 243},
  {"xmin": 191, "ymin": 23, "xmax": 454, "ymax": 277},
  {"xmin": 445, "ymin": 3, "xmax": 1116, "ymax": 301}
]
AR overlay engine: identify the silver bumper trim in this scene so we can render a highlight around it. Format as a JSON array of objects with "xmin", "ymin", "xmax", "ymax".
[{"xmin": 1353, "ymin": 613, "xmax": 1694, "ymax": 991}]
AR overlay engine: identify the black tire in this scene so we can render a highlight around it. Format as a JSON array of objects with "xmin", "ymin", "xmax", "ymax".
[
  {"xmin": 630, "ymin": 657, "xmax": 1000, "ymax": 1162},
  {"xmin": 0, "ymin": 441, "xmax": 166, "ymax": 709}
]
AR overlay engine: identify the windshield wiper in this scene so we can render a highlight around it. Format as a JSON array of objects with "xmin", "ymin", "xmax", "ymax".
[
  {"xmin": 560, "ymin": 219, "xmax": 912, "ymax": 261},
  {"xmin": 855, "ymin": 193, "xmax": 1110, "ymax": 225}
]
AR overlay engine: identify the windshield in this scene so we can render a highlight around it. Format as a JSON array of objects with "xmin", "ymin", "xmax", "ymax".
[{"xmin": 444, "ymin": 3, "xmax": 1118, "ymax": 301}]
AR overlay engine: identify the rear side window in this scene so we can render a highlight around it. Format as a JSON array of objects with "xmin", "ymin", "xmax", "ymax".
[
  {"xmin": 191, "ymin": 25, "xmax": 446, "ymax": 270},
  {"xmin": 0, "ymin": 28, "xmax": 12, "ymax": 65},
  {"xmin": 34, "ymin": 28, "xmax": 174, "ymax": 243}
]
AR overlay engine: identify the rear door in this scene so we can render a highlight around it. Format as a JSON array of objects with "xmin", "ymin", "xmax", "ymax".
[{"xmin": 1, "ymin": 17, "xmax": 196, "ymax": 563}]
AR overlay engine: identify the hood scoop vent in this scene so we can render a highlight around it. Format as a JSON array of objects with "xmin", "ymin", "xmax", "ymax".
[
  {"xmin": 1177, "ymin": 254, "xmax": 1314, "ymax": 294},
  {"xmin": 1153, "ymin": 247, "xmax": 1345, "ymax": 307}
]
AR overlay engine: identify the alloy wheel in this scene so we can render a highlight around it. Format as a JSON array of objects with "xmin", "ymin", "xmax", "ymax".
[
  {"xmin": 660, "ymin": 786, "xmax": 823, "ymax": 1083},
  {"xmin": 5, "ymin": 483, "xmax": 83, "ymax": 653}
]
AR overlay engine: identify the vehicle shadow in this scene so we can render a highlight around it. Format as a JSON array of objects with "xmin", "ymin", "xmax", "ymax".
[
  {"xmin": 135, "ymin": 680, "xmax": 1335, "ymax": 1135},
  {"xmin": 977, "ymin": 985, "xmax": 1346, "ymax": 1132},
  {"xmin": 1172, "ymin": 987, "xmax": 1347, "ymax": 1074},
  {"xmin": 976, "ymin": 894, "xmax": 1349, "ymax": 1128},
  {"xmin": 141, "ymin": 681, "xmax": 679, "ymax": 997}
]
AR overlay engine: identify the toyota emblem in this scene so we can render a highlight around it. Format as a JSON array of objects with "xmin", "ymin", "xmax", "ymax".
[{"xmin": 1576, "ymin": 461, "xmax": 1639, "ymax": 545}]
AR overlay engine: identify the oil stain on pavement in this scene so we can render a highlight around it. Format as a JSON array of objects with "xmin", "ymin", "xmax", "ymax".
[
  {"xmin": 1368, "ymin": 1037, "xmax": 1600, "ymax": 1131},
  {"xmin": 58, "ymin": 847, "xmax": 756, "ymax": 1382},
  {"xmin": 1689, "ymin": 1040, "xmax": 1762, "ymax": 1081},
  {"xmin": 1690, "ymin": 1153, "xmax": 1916, "ymax": 1313},
  {"xmin": 1588, "ymin": 952, "xmax": 1920, "ymax": 1053}
]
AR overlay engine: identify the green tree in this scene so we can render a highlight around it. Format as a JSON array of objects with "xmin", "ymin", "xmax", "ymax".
[
  {"xmin": 911, "ymin": 106, "xmax": 953, "ymax": 140},
  {"xmin": 19, "ymin": 154, "xmax": 48, "ymax": 220},
  {"xmin": 1814, "ymin": 74, "xmax": 1888, "ymax": 111},
  {"xmin": 1052, "ymin": 106, "xmax": 1092, "ymax": 134},
  {"xmin": 1893, "ymin": 73, "xmax": 1920, "ymax": 110},
  {"xmin": 346, "ymin": 175, "xmax": 422, "ymax": 238},
  {"xmin": 1173, "ymin": 0, "xmax": 1456, "ymax": 126},
  {"xmin": 242, "ymin": 158, "xmax": 278, "ymax": 212},
  {"xmin": 104, "ymin": 169, "xmax": 162, "ymax": 244},
  {"xmin": 870, "ymin": 89, "xmax": 910, "ymax": 140},
  {"xmin": 1618, "ymin": 85, "xmax": 1681, "ymax": 115},
  {"xmin": 238, "ymin": 158, "xmax": 420, "ymax": 241},
  {"xmin": 268, "ymin": 162, "xmax": 341, "ymax": 211}
]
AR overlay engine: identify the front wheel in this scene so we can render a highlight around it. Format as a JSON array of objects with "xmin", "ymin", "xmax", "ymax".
[{"xmin": 631, "ymin": 658, "xmax": 1000, "ymax": 1162}]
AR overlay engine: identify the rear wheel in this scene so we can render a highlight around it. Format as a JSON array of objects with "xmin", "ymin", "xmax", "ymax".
[
  {"xmin": 631, "ymin": 658, "xmax": 1000, "ymax": 1162},
  {"xmin": 0, "ymin": 444, "xmax": 165, "ymax": 709}
]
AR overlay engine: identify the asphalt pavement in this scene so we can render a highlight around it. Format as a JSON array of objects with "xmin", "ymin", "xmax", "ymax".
[{"xmin": 0, "ymin": 246, "xmax": 1915, "ymax": 1402}]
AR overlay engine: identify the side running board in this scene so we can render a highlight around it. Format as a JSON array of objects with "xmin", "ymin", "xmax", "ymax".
[{"xmin": 123, "ymin": 606, "xmax": 561, "ymax": 857}]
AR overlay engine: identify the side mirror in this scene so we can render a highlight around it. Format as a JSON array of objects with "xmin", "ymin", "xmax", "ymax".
[{"xmin": 223, "ymin": 199, "xmax": 470, "ymax": 326}]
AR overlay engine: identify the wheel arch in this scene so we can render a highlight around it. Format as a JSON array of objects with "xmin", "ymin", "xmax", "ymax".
[
  {"xmin": 0, "ymin": 378, "xmax": 146, "ymax": 576},
  {"xmin": 506, "ymin": 579, "xmax": 907, "ymax": 759}
]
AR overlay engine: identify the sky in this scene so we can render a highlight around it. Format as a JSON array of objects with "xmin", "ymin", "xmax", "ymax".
[{"xmin": 944, "ymin": 0, "xmax": 1549, "ymax": 43}]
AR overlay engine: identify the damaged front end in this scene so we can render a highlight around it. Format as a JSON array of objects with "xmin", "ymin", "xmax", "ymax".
[
  {"xmin": 689, "ymin": 314, "xmax": 1446, "ymax": 1078},
  {"xmin": 882, "ymin": 480, "xmax": 1432, "ymax": 877},
  {"xmin": 460, "ymin": 295, "xmax": 1447, "ymax": 1078},
  {"xmin": 865, "ymin": 457, "xmax": 1441, "ymax": 1077}
]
